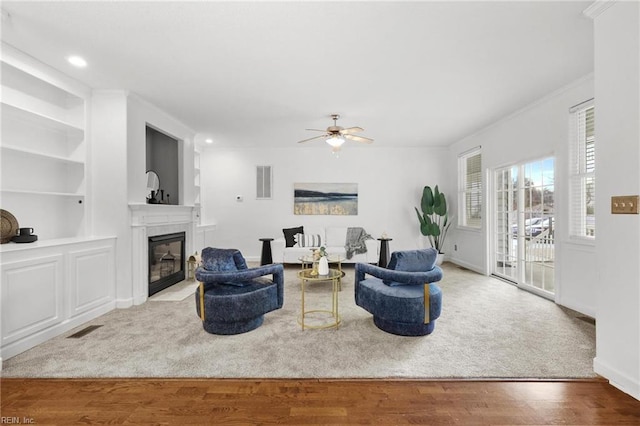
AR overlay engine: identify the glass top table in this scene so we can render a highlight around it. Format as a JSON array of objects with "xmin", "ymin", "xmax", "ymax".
[
  {"xmin": 298, "ymin": 254, "xmax": 345, "ymax": 264},
  {"xmin": 297, "ymin": 268, "xmax": 342, "ymax": 330},
  {"xmin": 298, "ymin": 254, "xmax": 345, "ymax": 290}
]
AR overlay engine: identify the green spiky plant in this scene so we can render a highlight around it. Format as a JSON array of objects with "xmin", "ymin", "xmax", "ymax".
[{"xmin": 415, "ymin": 185, "xmax": 452, "ymax": 254}]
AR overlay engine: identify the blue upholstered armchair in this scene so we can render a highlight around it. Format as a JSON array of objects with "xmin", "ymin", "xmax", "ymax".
[
  {"xmin": 195, "ymin": 247, "xmax": 284, "ymax": 335},
  {"xmin": 355, "ymin": 248, "xmax": 443, "ymax": 336}
]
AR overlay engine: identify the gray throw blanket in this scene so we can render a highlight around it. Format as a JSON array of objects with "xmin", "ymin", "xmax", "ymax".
[{"xmin": 345, "ymin": 227, "xmax": 373, "ymax": 259}]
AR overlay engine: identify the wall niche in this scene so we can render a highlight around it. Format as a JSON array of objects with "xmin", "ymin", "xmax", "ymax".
[{"xmin": 146, "ymin": 125, "xmax": 180, "ymax": 205}]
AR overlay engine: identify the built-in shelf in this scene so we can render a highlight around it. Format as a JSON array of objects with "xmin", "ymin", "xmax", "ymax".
[
  {"xmin": 0, "ymin": 45, "xmax": 117, "ymax": 364},
  {"xmin": 1, "ymin": 93, "xmax": 84, "ymax": 135},
  {"xmin": 1, "ymin": 189, "xmax": 85, "ymax": 197},
  {"xmin": 1, "ymin": 45, "xmax": 89, "ymax": 242},
  {"xmin": 0, "ymin": 236, "xmax": 113, "ymax": 253},
  {"xmin": 1, "ymin": 145, "xmax": 85, "ymax": 165}
]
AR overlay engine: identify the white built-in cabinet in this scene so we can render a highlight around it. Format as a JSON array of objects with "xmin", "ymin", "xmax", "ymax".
[
  {"xmin": 1, "ymin": 238, "xmax": 116, "ymax": 361},
  {"xmin": 0, "ymin": 44, "xmax": 116, "ymax": 364}
]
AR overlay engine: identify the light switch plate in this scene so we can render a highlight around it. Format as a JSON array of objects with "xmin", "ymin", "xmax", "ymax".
[{"xmin": 611, "ymin": 195, "xmax": 639, "ymax": 214}]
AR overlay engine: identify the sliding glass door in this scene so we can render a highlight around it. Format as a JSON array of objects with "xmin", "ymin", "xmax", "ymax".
[{"xmin": 493, "ymin": 158, "xmax": 555, "ymax": 297}]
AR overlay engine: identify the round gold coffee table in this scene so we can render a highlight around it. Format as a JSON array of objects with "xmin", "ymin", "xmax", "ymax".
[
  {"xmin": 298, "ymin": 254, "xmax": 345, "ymax": 290},
  {"xmin": 297, "ymin": 268, "xmax": 342, "ymax": 330}
]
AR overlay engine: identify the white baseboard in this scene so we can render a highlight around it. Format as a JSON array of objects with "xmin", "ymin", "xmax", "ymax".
[
  {"xmin": 594, "ymin": 356, "xmax": 640, "ymax": 400},
  {"xmin": 116, "ymin": 298, "xmax": 134, "ymax": 309},
  {"xmin": 1, "ymin": 302, "xmax": 115, "ymax": 362},
  {"xmin": 446, "ymin": 257, "xmax": 486, "ymax": 275}
]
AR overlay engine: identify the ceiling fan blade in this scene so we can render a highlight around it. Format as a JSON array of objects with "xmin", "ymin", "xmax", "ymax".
[
  {"xmin": 297, "ymin": 134, "xmax": 328, "ymax": 144},
  {"xmin": 340, "ymin": 126, "xmax": 364, "ymax": 135},
  {"xmin": 344, "ymin": 134, "xmax": 374, "ymax": 143},
  {"xmin": 305, "ymin": 128, "xmax": 329, "ymax": 132}
]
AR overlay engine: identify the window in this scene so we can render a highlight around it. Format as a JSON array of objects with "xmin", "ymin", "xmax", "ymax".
[
  {"xmin": 569, "ymin": 101, "xmax": 595, "ymax": 238},
  {"xmin": 458, "ymin": 148, "xmax": 482, "ymax": 228},
  {"xmin": 256, "ymin": 165, "xmax": 272, "ymax": 199}
]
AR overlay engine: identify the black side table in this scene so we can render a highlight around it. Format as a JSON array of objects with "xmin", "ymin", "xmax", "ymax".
[
  {"xmin": 377, "ymin": 238, "xmax": 392, "ymax": 268},
  {"xmin": 259, "ymin": 238, "xmax": 274, "ymax": 265}
]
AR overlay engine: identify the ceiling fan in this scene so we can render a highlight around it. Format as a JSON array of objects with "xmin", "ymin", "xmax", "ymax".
[{"xmin": 297, "ymin": 114, "xmax": 373, "ymax": 152}]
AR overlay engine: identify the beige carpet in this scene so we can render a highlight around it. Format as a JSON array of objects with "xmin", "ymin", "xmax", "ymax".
[{"xmin": 0, "ymin": 263, "xmax": 596, "ymax": 379}]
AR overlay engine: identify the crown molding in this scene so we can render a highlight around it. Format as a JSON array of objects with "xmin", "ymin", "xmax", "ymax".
[
  {"xmin": 453, "ymin": 73, "xmax": 594, "ymax": 147},
  {"xmin": 583, "ymin": 0, "xmax": 617, "ymax": 20}
]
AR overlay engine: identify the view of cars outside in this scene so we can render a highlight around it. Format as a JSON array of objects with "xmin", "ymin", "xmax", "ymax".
[
  {"xmin": 511, "ymin": 216, "xmax": 554, "ymax": 238},
  {"xmin": 529, "ymin": 217, "xmax": 554, "ymax": 237}
]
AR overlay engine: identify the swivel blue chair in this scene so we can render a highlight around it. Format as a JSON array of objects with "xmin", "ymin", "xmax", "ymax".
[
  {"xmin": 355, "ymin": 248, "xmax": 443, "ymax": 336},
  {"xmin": 195, "ymin": 247, "xmax": 284, "ymax": 335}
]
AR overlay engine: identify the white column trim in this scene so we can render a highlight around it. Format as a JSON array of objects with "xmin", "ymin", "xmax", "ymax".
[{"xmin": 583, "ymin": 0, "xmax": 617, "ymax": 19}]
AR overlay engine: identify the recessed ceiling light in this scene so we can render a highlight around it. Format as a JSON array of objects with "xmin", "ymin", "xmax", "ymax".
[
  {"xmin": 205, "ymin": 138, "xmax": 213, "ymax": 144},
  {"xmin": 67, "ymin": 55, "xmax": 87, "ymax": 68}
]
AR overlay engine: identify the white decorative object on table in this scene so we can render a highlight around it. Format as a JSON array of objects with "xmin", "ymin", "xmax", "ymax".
[{"xmin": 318, "ymin": 256, "xmax": 329, "ymax": 275}]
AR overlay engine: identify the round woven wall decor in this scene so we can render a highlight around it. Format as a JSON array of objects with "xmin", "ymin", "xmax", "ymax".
[{"xmin": 1, "ymin": 209, "xmax": 19, "ymax": 244}]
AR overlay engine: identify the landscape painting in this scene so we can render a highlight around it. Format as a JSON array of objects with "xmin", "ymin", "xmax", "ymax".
[{"xmin": 294, "ymin": 183, "xmax": 358, "ymax": 215}]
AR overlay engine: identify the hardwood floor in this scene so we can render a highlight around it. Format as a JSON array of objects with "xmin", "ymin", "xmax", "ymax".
[{"xmin": 2, "ymin": 378, "xmax": 640, "ymax": 425}]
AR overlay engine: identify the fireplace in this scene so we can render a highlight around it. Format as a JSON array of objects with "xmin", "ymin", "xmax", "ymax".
[{"xmin": 148, "ymin": 232, "xmax": 185, "ymax": 296}]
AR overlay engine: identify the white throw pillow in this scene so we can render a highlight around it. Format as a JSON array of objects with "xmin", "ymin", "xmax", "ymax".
[{"xmin": 294, "ymin": 233, "xmax": 322, "ymax": 248}]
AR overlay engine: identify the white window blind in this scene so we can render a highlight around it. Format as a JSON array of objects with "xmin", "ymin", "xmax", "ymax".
[
  {"xmin": 458, "ymin": 148, "xmax": 482, "ymax": 228},
  {"xmin": 256, "ymin": 165, "xmax": 272, "ymax": 199},
  {"xmin": 569, "ymin": 101, "xmax": 595, "ymax": 238}
]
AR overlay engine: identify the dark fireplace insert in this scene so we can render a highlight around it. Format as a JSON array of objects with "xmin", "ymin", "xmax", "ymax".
[{"xmin": 148, "ymin": 232, "xmax": 185, "ymax": 296}]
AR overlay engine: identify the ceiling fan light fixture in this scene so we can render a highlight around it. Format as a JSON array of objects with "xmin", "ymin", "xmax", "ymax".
[
  {"xmin": 297, "ymin": 114, "xmax": 372, "ymax": 150},
  {"xmin": 326, "ymin": 135, "xmax": 345, "ymax": 147}
]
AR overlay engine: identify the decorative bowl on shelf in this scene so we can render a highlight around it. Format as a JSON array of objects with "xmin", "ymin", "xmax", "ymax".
[{"xmin": 1, "ymin": 209, "xmax": 19, "ymax": 244}]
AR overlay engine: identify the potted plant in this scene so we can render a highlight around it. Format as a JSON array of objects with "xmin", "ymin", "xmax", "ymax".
[{"xmin": 415, "ymin": 185, "xmax": 452, "ymax": 264}]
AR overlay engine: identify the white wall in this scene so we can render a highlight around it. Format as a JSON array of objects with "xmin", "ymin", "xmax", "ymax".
[
  {"xmin": 591, "ymin": 0, "xmax": 640, "ymax": 400},
  {"xmin": 92, "ymin": 91, "xmax": 196, "ymax": 307},
  {"xmin": 446, "ymin": 75, "xmax": 596, "ymax": 317},
  {"xmin": 200, "ymin": 145, "xmax": 448, "ymax": 260}
]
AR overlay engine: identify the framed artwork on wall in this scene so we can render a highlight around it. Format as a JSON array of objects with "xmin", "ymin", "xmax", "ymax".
[{"xmin": 293, "ymin": 183, "xmax": 358, "ymax": 215}]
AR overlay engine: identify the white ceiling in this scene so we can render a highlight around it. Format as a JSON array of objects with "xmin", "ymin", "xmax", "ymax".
[{"xmin": 1, "ymin": 1, "xmax": 593, "ymax": 149}]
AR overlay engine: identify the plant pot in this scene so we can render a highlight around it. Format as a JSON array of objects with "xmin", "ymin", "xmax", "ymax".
[{"xmin": 436, "ymin": 253, "xmax": 444, "ymax": 266}]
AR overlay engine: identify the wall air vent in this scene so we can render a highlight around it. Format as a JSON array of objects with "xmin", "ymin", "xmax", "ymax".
[{"xmin": 257, "ymin": 165, "xmax": 272, "ymax": 199}]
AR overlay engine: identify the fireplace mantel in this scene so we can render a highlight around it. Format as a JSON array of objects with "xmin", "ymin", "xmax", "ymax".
[
  {"xmin": 129, "ymin": 204, "xmax": 196, "ymax": 305},
  {"xmin": 129, "ymin": 203, "xmax": 195, "ymax": 227}
]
